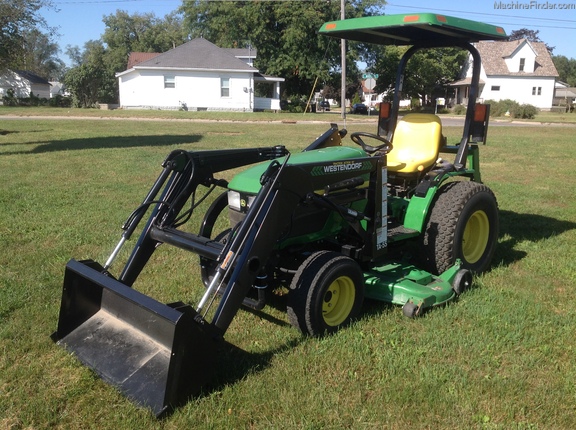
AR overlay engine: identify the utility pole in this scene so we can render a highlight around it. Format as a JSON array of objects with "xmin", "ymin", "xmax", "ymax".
[{"xmin": 340, "ymin": 0, "xmax": 346, "ymax": 120}]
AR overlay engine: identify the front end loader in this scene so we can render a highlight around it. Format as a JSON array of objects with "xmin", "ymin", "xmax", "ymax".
[{"xmin": 53, "ymin": 13, "xmax": 506, "ymax": 416}]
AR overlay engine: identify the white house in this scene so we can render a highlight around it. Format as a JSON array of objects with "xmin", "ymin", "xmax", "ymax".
[
  {"xmin": 452, "ymin": 39, "xmax": 559, "ymax": 110},
  {"xmin": 116, "ymin": 38, "xmax": 284, "ymax": 112},
  {"xmin": 0, "ymin": 70, "xmax": 51, "ymax": 99},
  {"xmin": 360, "ymin": 79, "xmax": 383, "ymax": 108}
]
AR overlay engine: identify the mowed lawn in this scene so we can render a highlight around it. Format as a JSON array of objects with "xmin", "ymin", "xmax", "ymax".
[{"xmin": 1, "ymin": 115, "xmax": 575, "ymax": 429}]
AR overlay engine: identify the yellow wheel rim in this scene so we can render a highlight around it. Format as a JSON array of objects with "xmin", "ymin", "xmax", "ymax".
[
  {"xmin": 462, "ymin": 210, "xmax": 490, "ymax": 264},
  {"xmin": 322, "ymin": 276, "xmax": 356, "ymax": 326}
]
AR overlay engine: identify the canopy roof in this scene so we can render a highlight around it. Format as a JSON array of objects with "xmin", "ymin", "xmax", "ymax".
[{"xmin": 319, "ymin": 13, "xmax": 507, "ymax": 46}]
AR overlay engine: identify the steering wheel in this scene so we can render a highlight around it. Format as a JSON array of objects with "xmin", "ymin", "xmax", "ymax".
[{"xmin": 350, "ymin": 132, "xmax": 392, "ymax": 155}]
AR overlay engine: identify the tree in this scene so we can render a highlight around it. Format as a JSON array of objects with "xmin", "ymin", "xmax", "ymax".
[
  {"xmin": 102, "ymin": 10, "xmax": 188, "ymax": 57},
  {"xmin": 508, "ymin": 28, "xmax": 554, "ymax": 54},
  {"xmin": 100, "ymin": 9, "xmax": 189, "ymax": 77},
  {"xmin": 180, "ymin": 0, "xmax": 385, "ymax": 97},
  {"xmin": 371, "ymin": 46, "xmax": 467, "ymax": 106},
  {"xmin": 322, "ymin": 79, "xmax": 361, "ymax": 105},
  {"xmin": 15, "ymin": 29, "xmax": 66, "ymax": 80},
  {"xmin": 64, "ymin": 62, "xmax": 105, "ymax": 107},
  {"xmin": 0, "ymin": 0, "xmax": 55, "ymax": 72},
  {"xmin": 63, "ymin": 40, "xmax": 117, "ymax": 106},
  {"xmin": 553, "ymin": 55, "xmax": 576, "ymax": 87}
]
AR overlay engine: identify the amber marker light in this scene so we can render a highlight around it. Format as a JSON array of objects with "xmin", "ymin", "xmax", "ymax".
[
  {"xmin": 403, "ymin": 15, "xmax": 420, "ymax": 22},
  {"xmin": 379, "ymin": 102, "xmax": 390, "ymax": 119},
  {"xmin": 474, "ymin": 104, "xmax": 488, "ymax": 122}
]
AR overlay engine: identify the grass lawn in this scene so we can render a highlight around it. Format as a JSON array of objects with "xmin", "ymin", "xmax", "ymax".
[{"xmin": 1, "ymin": 116, "xmax": 575, "ymax": 429}]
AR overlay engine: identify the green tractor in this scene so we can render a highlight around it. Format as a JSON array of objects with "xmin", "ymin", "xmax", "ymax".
[{"xmin": 53, "ymin": 13, "xmax": 506, "ymax": 416}]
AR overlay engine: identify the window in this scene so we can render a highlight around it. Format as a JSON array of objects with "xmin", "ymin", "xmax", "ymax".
[
  {"xmin": 491, "ymin": 86, "xmax": 500, "ymax": 91},
  {"xmin": 532, "ymin": 86, "xmax": 542, "ymax": 96},
  {"xmin": 519, "ymin": 58, "xmax": 525, "ymax": 72},
  {"xmin": 164, "ymin": 75, "xmax": 175, "ymax": 89},
  {"xmin": 221, "ymin": 77, "xmax": 230, "ymax": 97}
]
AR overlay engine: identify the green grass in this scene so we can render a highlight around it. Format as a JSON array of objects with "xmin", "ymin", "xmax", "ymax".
[
  {"xmin": 532, "ymin": 110, "xmax": 576, "ymax": 123},
  {"xmin": 1, "ymin": 117, "xmax": 575, "ymax": 429}
]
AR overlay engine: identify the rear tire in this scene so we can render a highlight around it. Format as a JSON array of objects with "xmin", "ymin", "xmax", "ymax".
[
  {"xmin": 420, "ymin": 181, "xmax": 499, "ymax": 274},
  {"xmin": 287, "ymin": 251, "xmax": 364, "ymax": 336}
]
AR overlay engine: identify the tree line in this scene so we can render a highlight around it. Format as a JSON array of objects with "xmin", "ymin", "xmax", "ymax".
[{"xmin": 2, "ymin": 0, "xmax": 576, "ymax": 108}]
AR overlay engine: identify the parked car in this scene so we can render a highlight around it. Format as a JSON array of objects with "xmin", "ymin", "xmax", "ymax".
[
  {"xmin": 350, "ymin": 103, "xmax": 368, "ymax": 114},
  {"xmin": 319, "ymin": 100, "xmax": 330, "ymax": 111}
]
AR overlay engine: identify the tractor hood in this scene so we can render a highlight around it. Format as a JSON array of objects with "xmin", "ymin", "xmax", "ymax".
[{"xmin": 228, "ymin": 146, "xmax": 367, "ymax": 194}]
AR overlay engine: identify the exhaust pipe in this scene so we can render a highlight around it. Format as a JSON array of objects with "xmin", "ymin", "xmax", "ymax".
[{"xmin": 52, "ymin": 259, "xmax": 220, "ymax": 417}]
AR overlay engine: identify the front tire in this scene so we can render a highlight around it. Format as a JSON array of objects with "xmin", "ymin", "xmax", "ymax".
[
  {"xmin": 287, "ymin": 251, "xmax": 364, "ymax": 336},
  {"xmin": 420, "ymin": 181, "xmax": 499, "ymax": 274}
]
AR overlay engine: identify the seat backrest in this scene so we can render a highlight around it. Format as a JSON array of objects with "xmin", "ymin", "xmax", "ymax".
[{"xmin": 387, "ymin": 113, "xmax": 443, "ymax": 174}]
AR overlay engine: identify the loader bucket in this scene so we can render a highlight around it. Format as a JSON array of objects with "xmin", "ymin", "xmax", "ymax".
[{"xmin": 52, "ymin": 259, "xmax": 219, "ymax": 417}]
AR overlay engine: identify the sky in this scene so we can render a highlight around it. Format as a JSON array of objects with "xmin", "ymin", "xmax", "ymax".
[{"xmin": 41, "ymin": 0, "xmax": 576, "ymax": 66}]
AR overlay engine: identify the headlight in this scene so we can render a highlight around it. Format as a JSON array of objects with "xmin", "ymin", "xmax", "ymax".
[
  {"xmin": 228, "ymin": 191, "xmax": 256, "ymax": 212},
  {"xmin": 228, "ymin": 191, "xmax": 241, "ymax": 211}
]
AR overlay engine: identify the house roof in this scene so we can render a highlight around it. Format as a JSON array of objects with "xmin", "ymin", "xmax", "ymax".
[
  {"xmin": 476, "ymin": 39, "xmax": 559, "ymax": 77},
  {"xmin": 254, "ymin": 73, "xmax": 284, "ymax": 82},
  {"xmin": 14, "ymin": 70, "xmax": 50, "ymax": 85},
  {"xmin": 555, "ymin": 87, "xmax": 576, "ymax": 98},
  {"xmin": 133, "ymin": 38, "xmax": 258, "ymax": 72},
  {"xmin": 450, "ymin": 77, "xmax": 485, "ymax": 86},
  {"xmin": 127, "ymin": 52, "xmax": 162, "ymax": 69}
]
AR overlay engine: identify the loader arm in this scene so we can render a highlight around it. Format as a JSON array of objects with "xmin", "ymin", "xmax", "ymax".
[{"xmin": 118, "ymin": 146, "xmax": 288, "ymax": 286}]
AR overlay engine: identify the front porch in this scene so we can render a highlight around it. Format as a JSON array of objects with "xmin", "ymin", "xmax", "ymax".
[{"xmin": 253, "ymin": 73, "xmax": 284, "ymax": 111}]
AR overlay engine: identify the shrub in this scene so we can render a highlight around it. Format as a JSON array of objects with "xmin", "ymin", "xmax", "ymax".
[
  {"xmin": 518, "ymin": 104, "xmax": 538, "ymax": 119},
  {"xmin": 452, "ymin": 104, "xmax": 466, "ymax": 115},
  {"xmin": 284, "ymin": 95, "xmax": 308, "ymax": 113},
  {"xmin": 485, "ymin": 99, "xmax": 538, "ymax": 119},
  {"xmin": 2, "ymin": 90, "xmax": 53, "ymax": 107},
  {"xmin": 49, "ymin": 95, "xmax": 72, "ymax": 108},
  {"xmin": 2, "ymin": 89, "xmax": 18, "ymax": 106},
  {"xmin": 487, "ymin": 99, "xmax": 519, "ymax": 117}
]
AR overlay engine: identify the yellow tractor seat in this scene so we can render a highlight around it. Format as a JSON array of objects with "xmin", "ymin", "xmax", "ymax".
[{"xmin": 387, "ymin": 113, "xmax": 443, "ymax": 174}]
